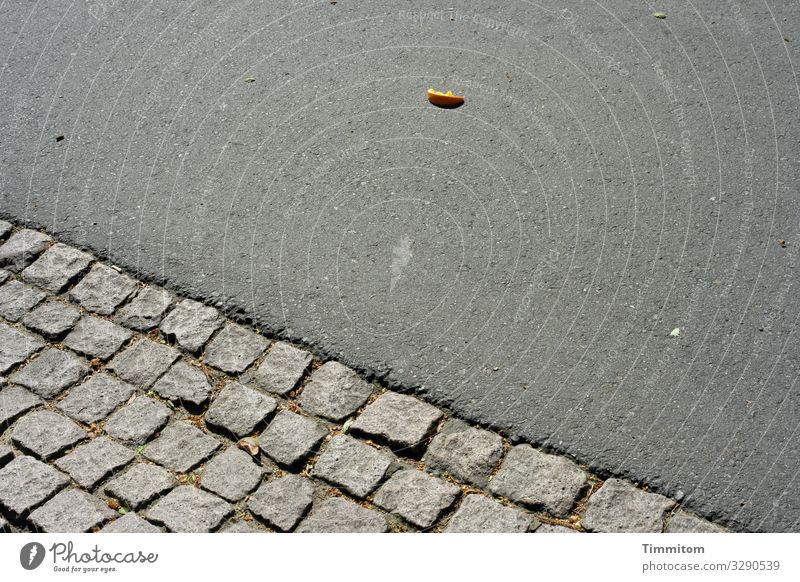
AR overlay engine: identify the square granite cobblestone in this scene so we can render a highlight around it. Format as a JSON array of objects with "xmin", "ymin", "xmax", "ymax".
[
  {"xmin": 203, "ymin": 322, "xmax": 269, "ymax": 374},
  {"xmin": 64, "ymin": 316, "xmax": 132, "ymax": 360},
  {"xmin": 0, "ymin": 280, "xmax": 47, "ymax": 321},
  {"xmin": 143, "ymin": 421, "xmax": 221, "ymax": 473},
  {"xmin": 103, "ymin": 396, "xmax": 171, "ymax": 445},
  {"xmin": 104, "ymin": 463, "xmax": 177, "ymax": 510},
  {"xmin": 536, "ymin": 523, "xmax": 578, "ymax": 533},
  {"xmin": 0, "ymin": 385, "xmax": 42, "ymax": 431},
  {"xmin": 57, "ymin": 373, "xmax": 137, "ymax": 424},
  {"xmin": 12, "ymin": 410, "xmax": 86, "ymax": 460},
  {"xmin": 0, "ymin": 269, "xmax": 9, "ymax": 284},
  {"xmin": 666, "ymin": 510, "xmax": 727, "ymax": 533},
  {"xmin": 221, "ymin": 521, "xmax": 258, "ymax": 533},
  {"xmin": 10, "ymin": 348, "xmax": 89, "ymax": 399},
  {"xmin": 107, "ymin": 339, "xmax": 180, "ymax": 388},
  {"xmin": 373, "ymin": 469, "xmax": 459, "ymax": 529},
  {"xmin": 0, "ymin": 229, "xmax": 52, "ymax": 271},
  {"xmin": 152, "ymin": 360, "xmax": 212, "ymax": 407},
  {"xmin": 351, "ymin": 392, "xmax": 443, "ymax": 456},
  {"xmin": 312, "ymin": 434, "xmax": 393, "ymax": 498},
  {"xmin": 296, "ymin": 498, "xmax": 387, "ymax": 533},
  {"xmin": 21, "ymin": 243, "xmax": 93, "ymax": 293},
  {"xmin": 299, "ymin": 361, "xmax": 374, "ymax": 422},
  {"xmin": 30, "ymin": 488, "xmax": 116, "ymax": 532},
  {"xmin": 146, "ymin": 486, "xmax": 233, "ymax": 532},
  {"xmin": 159, "ymin": 299, "xmax": 222, "ymax": 353},
  {"xmin": 425, "ymin": 421, "xmax": 504, "ymax": 488},
  {"xmin": 251, "ymin": 342, "xmax": 312, "ymax": 395},
  {"xmin": 0, "ymin": 456, "xmax": 70, "ymax": 519},
  {"xmin": 113, "ymin": 286, "xmax": 173, "ymax": 331},
  {"xmin": 445, "ymin": 494, "xmax": 534, "ymax": 533},
  {"xmin": 22, "ymin": 300, "xmax": 81, "ymax": 339},
  {"xmin": 247, "ymin": 474, "xmax": 314, "ymax": 531},
  {"xmin": 101, "ymin": 512, "xmax": 162, "ymax": 533},
  {"xmin": 70, "ymin": 263, "xmax": 138, "ymax": 315},
  {"xmin": 200, "ymin": 447, "xmax": 264, "ymax": 502},
  {"xmin": 205, "ymin": 382, "xmax": 276, "ymax": 438},
  {"xmin": 54, "ymin": 436, "xmax": 135, "ymax": 489},
  {"xmin": 259, "ymin": 410, "xmax": 328, "ymax": 469},
  {"xmin": 582, "ymin": 478, "xmax": 675, "ymax": 533},
  {"xmin": 0, "ymin": 323, "xmax": 45, "ymax": 373},
  {"xmin": 488, "ymin": 444, "xmax": 588, "ymax": 517}
]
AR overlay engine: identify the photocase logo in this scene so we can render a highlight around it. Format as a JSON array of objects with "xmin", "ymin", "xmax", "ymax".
[{"xmin": 20, "ymin": 542, "xmax": 46, "ymax": 570}]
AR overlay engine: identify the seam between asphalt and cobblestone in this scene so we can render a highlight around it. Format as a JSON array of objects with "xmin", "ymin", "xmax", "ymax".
[{"xmin": 0, "ymin": 220, "xmax": 729, "ymax": 533}]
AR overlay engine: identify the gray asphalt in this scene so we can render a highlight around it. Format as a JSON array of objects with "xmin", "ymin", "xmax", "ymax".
[{"xmin": 1, "ymin": 0, "xmax": 798, "ymax": 531}]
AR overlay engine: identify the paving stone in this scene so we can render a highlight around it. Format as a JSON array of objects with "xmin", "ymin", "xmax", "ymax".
[
  {"xmin": 146, "ymin": 486, "xmax": 233, "ymax": 532},
  {"xmin": 0, "ymin": 280, "xmax": 46, "ymax": 322},
  {"xmin": 70, "ymin": 263, "xmax": 138, "ymax": 315},
  {"xmin": 159, "ymin": 299, "xmax": 222, "ymax": 353},
  {"xmin": 221, "ymin": 520, "xmax": 259, "ymax": 533},
  {"xmin": 104, "ymin": 463, "xmax": 177, "ymax": 510},
  {"xmin": 445, "ymin": 494, "xmax": 534, "ymax": 533},
  {"xmin": 54, "ymin": 436, "xmax": 135, "ymax": 489},
  {"xmin": 373, "ymin": 469, "xmax": 459, "ymax": 529},
  {"xmin": 22, "ymin": 300, "xmax": 81, "ymax": 339},
  {"xmin": 21, "ymin": 243, "xmax": 93, "ymax": 292},
  {"xmin": 0, "ymin": 444, "xmax": 13, "ymax": 468},
  {"xmin": 103, "ymin": 396, "xmax": 171, "ymax": 445},
  {"xmin": 143, "ymin": 421, "xmax": 221, "ymax": 473},
  {"xmin": 205, "ymin": 381, "xmax": 276, "ymax": 437},
  {"xmin": 12, "ymin": 410, "xmax": 86, "ymax": 460},
  {"xmin": 251, "ymin": 341, "xmax": 312, "ymax": 395},
  {"xmin": 10, "ymin": 348, "xmax": 89, "ymax": 399},
  {"xmin": 425, "ymin": 421, "xmax": 505, "ymax": 488},
  {"xmin": 488, "ymin": 445, "xmax": 588, "ymax": 517},
  {"xmin": 296, "ymin": 497, "xmax": 387, "ymax": 533},
  {"xmin": 57, "ymin": 373, "xmax": 136, "ymax": 424},
  {"xmin": 299, "ymin": 361, "xmax": 374, "ymax": 422},
  {"xmin": 0, "ymin": 269, "xmax": 9, "ymax": 284},
  {"xmin": 101, "ymin": 512, "xmax": 162, "ymax": 533},
  {"xmin": 152, "ymin": 360, "xmax": 212, "ymax": 407},
  {"xmin": 582, "ymin": 478, "xmax": 675, "ymax": 533},
  {"xmin": 259, "ymin": 410, "xmax": 328, "ymax": 469},
  {"xmin": 113, "ymin": 285, "xmax": 173, "ymax": 330},
  {"xmin": 30, "ymin": 488, "xmax": 116, "ymax": 532},
  {"xmin": 536, "ymin": 523, "xmax": 579, "ymax": 533},
  {"xmin": 0, "ymin": 385, "xmax": 42, "ymax": 432},
  {"xmin": 312, "ymin": 434, "xmax": 393, "ymax": 498},
  {"xmin": 63, "ymin": 316, "xmax": 133, "ymax": 360},
  {"xmin": 351, "ymin": 392, "xmax": 443, "ymax": 456},
  {"xmin": 0, "ymin": 456, "xmax": 70, "ymax": 519},
  {"xmin": 0, "ymin": 220, "xmax": 12, "ymax": 239},
  {"xmin": 0, "ymin": 229, "xmax": 52, "ymax": 271},
  {"xmin": 247, "ymin": 475, "xmax": 314, "ymax": 532},
  {"xmin": 200, "ymin": 447, "xmax": 264, "ymax": 502},
  {"xmin": 107, "ymin": 339, "xmax": 179, "ymax": 388},
  {"xmin": 0, "ymin": 322, "xmax": 45, "ymax": 373},
  {"xmin": 666, "ymin": 510, "xmax": 727, "ymax": 533},
  {"xmin": 203, "ymin": 322, "xmax": 269, "ymax": 374}
]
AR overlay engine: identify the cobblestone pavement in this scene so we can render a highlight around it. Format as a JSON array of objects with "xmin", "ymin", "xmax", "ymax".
[{"xmin": 0, "ymin": 221, "xmax": 728, "ymax": 533}]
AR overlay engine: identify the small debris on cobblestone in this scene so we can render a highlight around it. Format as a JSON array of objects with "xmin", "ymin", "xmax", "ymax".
[
  {"xmin": 299, "ymin": 361, "xmax": 374, "ymax": 422},
  {"xmin": 373, "ymin": 469, "xmax": 460, "ymax": 529},
  {"xmin": 113, "ymin": 285, "xmax": 173, "ymax": 330},
  {"xmin": 54, "ymin": 436, "xmax": 135, "ymax": 489},
  {"xmin": 147, "ymin": 486, "xmax": 233, "ymax": 532},
  {"xmin": 200, "ymin": 447, "xmax": 264, "ymax": 502},
  {"xmin": 108, "ymin": 338, "xmax": 180, "ymax": 388},
  {"xmin": 425, "ymin": 420, "xmax": 504, "ymax": 488},
  {"xmin": 205, "ymin": 381, "xmax": 276, "ymax": 438},
  {"xmin": 70, "ymin": 263, "xmax": 138, "ymax": 315},
  {"xmin": 0, "ymin": 280, "xmax": 47, "ymax": 321},
  {"xmin": 11, "ymin": 348, "xmax": 89, "ymax": 399},
  {"xmin": 12, "ymin": 410, "xmax": 86, "ymax": 460},
  {"xmin": 445, "ymin": 494, "xmax": 535, "ymax": 533},
  {"xmin": 104, "ymin": 463, "xmax": 177, "ymax": 510},
  {"xmin": 30, "ymin": 488, "xmax": 116, "ymax": 532},
  {"xmin": 583, "ymin": 478, "xmax": 675, "ymax": 532},
  {"xmin": 251, "ymin": 341, "xmax": 312, "ymax": 395},
  {"xmin": 0, "ymin": 322, "xmax": 45, "ymax": 373},
  {"xmin": 103, "ymin": 396, "xmax": 172, "ymax": 445},
  {"xmin": 22, "ymin": 299, "xmax": 81, "ymax": 339},
  {"xmin": 143, "ymin": 421, "xmax": 221, "ymax": 472},
  {"xmin": 0, "ymin": 456, "xmax": 70, "ymax": 519},
  {"xmin": 312, "ymin": 434, "xmax": 394, "ymax": 498},
  {"xmin": 64, "ymin": 315, "xmax": 133, "ymax": 360},
  {"xmin": 101, "ymin": 511, "xmax": 162, "ymax": 533},
  {"xmin": 203, "ymin": 322, "xmax": 269, "ymax": 374},
  {"xmin": 57, "ymin": 373, "xmax": 137, "ymax": 424},
  {"xmin": 159, "ymin": 299, "xmax": 223, "ymax": 353},
  {"xmin": 152, "ymin": 359, "xmax": 213, "ymax": 407},
  {"xmin": 248, "ymin": 474, "xmax": 314, "ymax": 531},
  {"xmin": 0, "ymin": 229, "xmax": 52, "ymax": 271},
  {"xmin": 259, "ymin": 410, "xmax": 328, "ymax": 469},
  {"xmin": 0, "ymin": 384, "xmax": 43, "ymax": 430},
  {"xmin": 296, "ymin": 497, "xmax": 388, "ymax": 533},
  {"xmin": 21, "ymin": 242, "xmax": 93, "ymax": 292}
]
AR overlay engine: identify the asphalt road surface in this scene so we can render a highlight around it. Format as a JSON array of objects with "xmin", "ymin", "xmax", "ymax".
[{"xmin": 2, "ymin": 0, "xmax": 798, "ymax": 531}]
